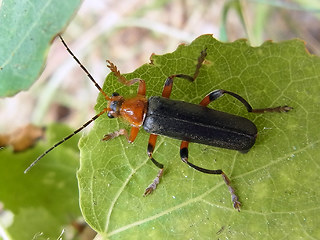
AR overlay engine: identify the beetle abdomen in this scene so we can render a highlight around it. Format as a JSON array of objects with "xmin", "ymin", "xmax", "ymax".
[{"xmin": 143, "ymin": 96, "xmax": 257, "ymax": 151}]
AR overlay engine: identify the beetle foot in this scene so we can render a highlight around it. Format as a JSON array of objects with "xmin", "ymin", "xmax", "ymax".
[
  {"xmin": 101, "ymin": 129, "xmax": 129, "ymax": 141},
  {"xmin": 279, "ymin": 106, "xmax": 293, "ymax": 112},
  {"xmin": 269, "ymin": 105, "xmax": 293, "ymax": 113},
  {"xmin": 143, "ymin": 168, "xmax": 164, "ymax": 196},
  {"xmin": 221, "ymin": 172, "xmax": 241, "ymax": 211},
  {"xmin": 232, "ymin": 195, "xmax": 241, "ymax": 212},
  {"xmin": 144, "ymin": 185, "xmax": 155, "ymax": 196},
  {"xmin": 252, "ymin": 105, "xmax": 293, "ymax": 113}
]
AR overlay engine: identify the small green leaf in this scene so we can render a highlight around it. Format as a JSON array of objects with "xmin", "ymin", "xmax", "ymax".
[
  {"xmin": 78, "ymin": 35, "xmax": 320, "ymax": 239},
  {"xmin": 0, "ymin": 124, "xmax": 81, "ymax": 239},
  {"xmin": 0, "ymin": 0, "xmax": 82, "ymax": 97}
]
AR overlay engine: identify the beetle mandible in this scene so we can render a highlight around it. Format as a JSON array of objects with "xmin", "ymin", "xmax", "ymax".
[{"xmin": 25, "ymin": 35, "xmax": 292, "ymax": 211}]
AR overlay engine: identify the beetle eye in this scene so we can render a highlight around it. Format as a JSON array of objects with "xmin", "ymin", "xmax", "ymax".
[
  {"xmin": 112, "ymin": 92, "xmax": 119, "ymax": 97},
  {"xmin": 107, "ymin": 112, "xmax": 114, "ymax": 118}
]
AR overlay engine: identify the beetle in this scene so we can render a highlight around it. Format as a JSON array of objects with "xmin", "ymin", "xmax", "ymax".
[{"xmin": 25, "ymin": 35, "xmax": 292, "ymax": 211}]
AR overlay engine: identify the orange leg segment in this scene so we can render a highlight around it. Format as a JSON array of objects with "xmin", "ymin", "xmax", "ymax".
[{"xmin": 128, "ymin": 126, "xmax": 140, "ymax": 143}]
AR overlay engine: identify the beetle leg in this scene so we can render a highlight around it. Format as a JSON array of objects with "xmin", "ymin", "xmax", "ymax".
[
  {"xmin": 162, "ymin": 49, "xmax": 207, "ymax": 98},
  {"xmin": 144, "ymin": 134, "xmax": 164, "ymax": 196},
  {"xmin": 128, "ymin": 126, "xmax": 140, "ymax": 143},
  {"xmin": 193, "ymin": 48, "xmax": 207, "ymax": 80},
  {"xmin": 102, "ymin": 126, "xmax": 139, "ymax": 143},
  {"xmin": 102, "ymin": 128, "xmax": 129, "ymax": 141},
  {"xmin": 180, "ymin": 140, "xmax": 241, "ymax": 211},
  {"xmin": 106, "ymin": 60, "xmax": 146, "ymax": 95},
  {"xmin": 201, "ymin": 89, "xmax": 292, "ymax": 113}
]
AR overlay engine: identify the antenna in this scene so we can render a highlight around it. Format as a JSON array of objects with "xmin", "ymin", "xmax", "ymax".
[
  {"xmin": 24, "ymin": 35, "xmax": 110, "ymax": 173},
  {"xmin": 24, "ymin": 109, "xmax": 108, "ymax": 173},
  {"xmin": 58, "ymin": 35, "xmax": 110, "ymax": 100}
]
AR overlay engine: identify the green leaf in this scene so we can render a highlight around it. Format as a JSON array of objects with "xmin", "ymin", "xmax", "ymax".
[
  {"xmin": 0, "ymin": 0, "xmax": 82, "ymax": 97},
  {"xmin": 0, "ymin": 124, "xmax": 81, "ymax": 239},
  {"xmin": 78, "ymin": 35, "xmax": 320, "ymax": 239}
]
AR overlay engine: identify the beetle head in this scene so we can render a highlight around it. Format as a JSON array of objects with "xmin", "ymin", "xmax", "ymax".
[{"xmin": 107, "ymin": 92, "xmax": 124, "ymax": 118}]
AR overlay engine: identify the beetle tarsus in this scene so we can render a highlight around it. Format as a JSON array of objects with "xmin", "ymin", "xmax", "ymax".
[
  {"xmin": 102, "ymin": 129, "xmax": 129, "ymax": 141},
  {"xmin": 221, "ymin": 172, "xmax": 241, "ymax": 211},
  {"xmin": 143, "ymin": 168, "xmax": 164, "ymax": 196},
  {"xmin": 251, "ymin": 105, "xmax": 293, "ymax": 113},
  {"xmin": 232, "ymin": 195, "xmax": 241, "ymax": 212},
  {"xmin": 279, "ymin": 106, "xmax": 293, "ymax": 112}
]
